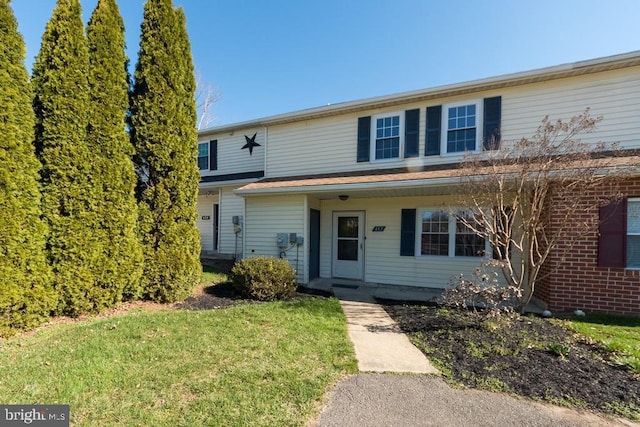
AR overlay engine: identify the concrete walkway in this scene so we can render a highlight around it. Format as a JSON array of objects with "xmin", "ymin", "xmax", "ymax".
[
  {"xmin": 333, "ymin": 287, "xmax": 438, "ymax": 374},
  {"xmin": 314, "ymin": 287, "xmax": 634, "ymax": 427},
  {"xmin": 314, "ymin": 374, "xmax": 632, "ymax": 427}
]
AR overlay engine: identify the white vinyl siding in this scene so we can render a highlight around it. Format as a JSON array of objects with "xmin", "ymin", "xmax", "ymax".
[
  {"xmin": 267, "ymin": 116, "xmax": 361, "ymax": 178},
  {"xmin": 319, "ymin": 196, "xmax": 494, "ymax": 288},
  {"xmin": 263, "ymin": 66, "xmax": 640, "ymax": 178},
  {"xmin": 244, "ymin": 195, "xmax": 306, "ymax": 282},
  {"xmin": 197, "ymin": 194, "xmax": 218, "ymax": 252},
  {"xmin": 501, "ymin": 68, "xmax": 640, "ymax": 147},
  {"xmin": 198, "ymin": 129, "xmax": 264, "ymax": 179},
  {"xmin": 218, "ymin": 187, "xmax": 245, "ymax": 258}
]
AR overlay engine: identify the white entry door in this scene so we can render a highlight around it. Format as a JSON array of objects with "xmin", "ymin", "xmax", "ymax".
[{"xmin": 332, "ymin": 211, "xmax": 365, "ymax": 280}]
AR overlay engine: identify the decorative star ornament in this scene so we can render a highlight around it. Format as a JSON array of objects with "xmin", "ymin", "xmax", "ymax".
[{"xmin": 241, "ymin": 133, "xmax": 260, "ymax": 155}]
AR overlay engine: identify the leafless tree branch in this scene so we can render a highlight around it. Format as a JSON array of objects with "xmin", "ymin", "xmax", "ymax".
[{"xmin": 455, "ymin": 109, "xmax": 635, "ymax": 312}]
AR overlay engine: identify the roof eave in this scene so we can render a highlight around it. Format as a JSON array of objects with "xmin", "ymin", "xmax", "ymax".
[{"xmin": 199, "ymin": 50, "xmax": 640, "ymax": 137}]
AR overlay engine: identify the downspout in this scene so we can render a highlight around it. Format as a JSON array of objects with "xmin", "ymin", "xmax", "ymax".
[{"xmin": 241, "ymin": 193, "xmax": 246, "ymax": 261}]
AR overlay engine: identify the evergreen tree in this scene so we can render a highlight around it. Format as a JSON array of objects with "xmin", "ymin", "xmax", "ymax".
[
  {"xmin": 87, "ymin": 0, "xmax": 143, "ymax": 303},
  {"xmin": 0, "ymin": 0, "xmax": 56, "ymax": 335},
  {"xmin": 130, "ymin": 0, "xmax": 201, "ymax": 302},
  {"xmin": 32, "ymin": 0, "xmax": 100, "ymax": 315}
]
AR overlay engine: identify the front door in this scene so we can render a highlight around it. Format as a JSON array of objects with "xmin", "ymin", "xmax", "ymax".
[
  {"xmin": 332, "ymin": 211, "xmax": 364, "ymax": 280},
  {"xmin": 213, "ymin": 203, "xmax": 219, "ymax": 252}
]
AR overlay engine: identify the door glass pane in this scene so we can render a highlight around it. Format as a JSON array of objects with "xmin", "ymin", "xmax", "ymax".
[
  {"xmin": 338, "ymin": 217, "xmax": 358, "ymax": 238},
  {"xmin": 338, "ymin": 240, "xmax": 358, "ymax": 261}
]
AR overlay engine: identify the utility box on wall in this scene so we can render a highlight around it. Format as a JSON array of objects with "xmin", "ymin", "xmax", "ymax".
[{"xmin": 276, "ymin": 233, "xmax": 288, "ymax": 248}]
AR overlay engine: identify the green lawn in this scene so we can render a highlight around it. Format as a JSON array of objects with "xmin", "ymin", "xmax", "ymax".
[
  {"xmin": 567, "ymin": 313, "xmax": 640, "ymax": 374},
  {"xmin": 201, "ymin": 264, "xmax": 228, "ymax": 285},
  {"xmin": 0, "ymin": 297, "xmax": 356, "ymax": 426}
]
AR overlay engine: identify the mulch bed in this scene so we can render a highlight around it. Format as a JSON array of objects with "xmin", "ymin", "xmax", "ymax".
[
  {"xmin": 174, "ymin": 281, "xmax": 332, "ymax": 311},
  {"xmin": 382, "ymin": 301, "xmax": 640, "ymax": 419}
]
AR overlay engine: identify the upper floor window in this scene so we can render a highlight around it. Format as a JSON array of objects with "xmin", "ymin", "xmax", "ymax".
[
  {"xmin": 418, "ymin": 209, "xmax": 487, "ymax": 257},
  {"xmin": 357, "ymin": 109, "xmax": 420, "ymax": 163},
  {"xmin": 425, "ymin": 97, "xmax": 501, "ymax": 156},
  {"xmin": 443, "ymin": 101, "xmax": 481, "ymax": 154},
  {"xmin": 372, "ymin": 113, "xmax": 403, "ymax": 161},
  {"xmin": 198, "ymin": 142, "xmax": 209, "ymax": 170}
]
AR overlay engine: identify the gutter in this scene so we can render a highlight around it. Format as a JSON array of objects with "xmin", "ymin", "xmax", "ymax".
[
  {"xmin": 199, "ymin": 51, "xmax": 640, "ymax": 136},
  {"xmin": 234, "ymin": 176, "xmax": 464, "ymax": 196}
]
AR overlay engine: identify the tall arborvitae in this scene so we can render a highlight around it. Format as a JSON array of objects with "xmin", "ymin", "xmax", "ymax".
[
  {"xmin": 32, "ymin": 0, "xmax": 100, "ymax": 315},
  {"xmin": 0, "ymin": 0, "xmax": 56, "ymax": 336},
  {"xmin": 130, "ymin": 0, "xmax": 201, "ymax": 302},
  {"xmin": 87, "ymin": 0, "xmax": 143, "ymax": 303}
]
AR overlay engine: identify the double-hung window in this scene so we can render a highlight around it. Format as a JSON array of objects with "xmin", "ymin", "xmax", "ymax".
[
  {"xmin": 443, "ymin": 100, "xmax": 482, "ymax": 154},
  {"xmin": 627, "ymin": 199, "xmax": 640, "ymax": 268},
  {"xmin": 371, "ymin": 113, "xmax": 403, "ymax": 161},
  {"xmin": 455, "ymin": 210, "xmax": 487, "ymax": 257},
  {"xmin": 420, "ymin": 210, "xmax": 450, "ymax": 256},
  {"xmin": 418, "ymin": 209, "xmax": 487, "ymax": 257},
  {"xmin": 197, "ymin": 142, "xmax": 209, "ymax": 170}
]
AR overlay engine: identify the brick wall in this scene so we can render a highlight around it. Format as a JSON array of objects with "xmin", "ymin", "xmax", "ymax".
[{"xmin": 534, "ymin": 179, "xmax": 640, "ymax": 315}]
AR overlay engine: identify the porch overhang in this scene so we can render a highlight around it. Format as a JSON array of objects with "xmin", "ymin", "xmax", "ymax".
[
  {"xmin": 234, "ymin": 165, "xmax": 466, "ymax": 199},
  {"xmin": 234, "ymin": 154, "xmax": 640, "ymax": 200}
]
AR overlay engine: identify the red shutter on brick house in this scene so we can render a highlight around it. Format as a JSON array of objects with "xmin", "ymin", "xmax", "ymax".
[{"xmin": 598, "ymin": 199, "xmax": 627, "ymax": 268}]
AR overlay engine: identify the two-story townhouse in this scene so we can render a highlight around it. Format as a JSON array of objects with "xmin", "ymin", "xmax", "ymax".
[
  {"xmin": 199, "ymin": 51, "xmax": 640, "ymax": 314},
  {"xmin": 196, "ymin": 127, "xmax": 265, "ymax": 259}
]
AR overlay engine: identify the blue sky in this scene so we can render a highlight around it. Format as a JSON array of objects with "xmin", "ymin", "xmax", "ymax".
[{"xmin": 12, "ymin": 0, "xmax": 640, "ymax": 126}]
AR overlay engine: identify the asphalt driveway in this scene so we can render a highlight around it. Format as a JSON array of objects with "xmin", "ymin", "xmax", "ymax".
[{"xmin": 314, "ymin": 374, "xmax": 635, "ymax": 427}]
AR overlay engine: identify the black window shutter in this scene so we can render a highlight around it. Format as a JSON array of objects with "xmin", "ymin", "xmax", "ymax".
[
  {"xmin": 425, "ymin": 106, "xmax": 441, "ymax": 156},
  {"xmin": 209, "ymin": 140, "xmax": 218, "ymax": 171},
  {"xmin": 400, "ymin": 209, "xmax": 416, "ymax": 256},
  {"xmin": 598, "ymin": 199, "xmax": 627, "ymax": 268},
  {"xmin": 483, "ymin": 96, "xmax": 501, "ymax": 150},
  {"xmin": 404, "ymin": 109, "xmax": 419, "ymax": 158},
  {"xmin": 357, "ymin": 116, "xmax": 371, "ymax": 162}
]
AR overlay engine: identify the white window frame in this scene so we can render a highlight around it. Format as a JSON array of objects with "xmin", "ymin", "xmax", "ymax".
[
  {"xmin": 198, "ymin": 141, "xmax": 209, "ymax": 171},
  {"xmin": 441, "ymin": 99, "xmax": 483, "ymax": 155},
  {"xmin": 627, "ymin": 198, "xmax": 640, "ymax": 268},
  {"xmin": 370, "ymin": 111, "xmax": 404, "ymax": 162},
  {"xmin": 416, "ymin": 208, "xmax": 490, "ymax": 258}
]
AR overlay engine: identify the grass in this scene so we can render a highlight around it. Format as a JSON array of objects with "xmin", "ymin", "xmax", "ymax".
[
  {"xmin": 201, "ymin": 264, "xmax": 230, "ymax": 285},
  {"xmin": 0, "ymin": 282, "xmax": 357, "ymax": 426},
  {"xmin": 566, "ymin": 313, "xmax": 640, "ymax": 374}
]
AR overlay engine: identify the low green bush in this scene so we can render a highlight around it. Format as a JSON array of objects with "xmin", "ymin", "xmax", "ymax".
[{"xmin": 231, "ymin": 256, "xmax": 297, "ymax": 301}]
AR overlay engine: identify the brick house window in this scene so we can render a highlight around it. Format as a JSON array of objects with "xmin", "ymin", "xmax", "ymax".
[
  {"xmin": 598, "ymin": 198, "xmax": 640, "ymax": 269},
  {"xmin": 627, "ymin": 199, "xmax": 640, "ymax": 268}
]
